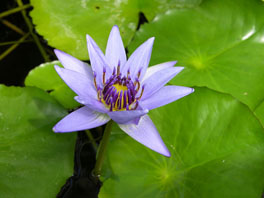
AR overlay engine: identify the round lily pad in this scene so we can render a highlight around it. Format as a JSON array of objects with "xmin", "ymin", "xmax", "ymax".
[
  {"xmin": 254, "ymin": 101, "xmax": 264, "ymax": 127},
  {"xmin": 30, "ymin": 0, "xmax": 201, "ymax": 60},
  {"xmin": 100, "ymin": 88, "xmax": 264, "ymax": 198},
  {"xmin": 0, "ymin": 85, "xmax": 75, "ymax": 198},
  {"xmin": 128, "ymin": 0, "xmax": 264, "ymax": 111},
  {"xmin": 25, "ymin": 61, "xmax": 79, "ymax": 109}
]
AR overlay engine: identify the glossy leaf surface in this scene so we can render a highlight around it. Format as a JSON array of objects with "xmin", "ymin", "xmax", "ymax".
[
  {"xmin": 100, "ymin": 88, "xmax": 264, "ymax": 198},
  {"xmin": 25, "ymin": 61, "xmax": 79, "ymax": 109},
  {"xmin": 128, "ymin": 0, "xmax": 264, "ymax": 110},
  {"xmin": 30, "ymin": 0, "xmax": 201, "ymax": 59},
  {"xmin": 0, "ymin": 85, "xmax": 75, "ymax": 198}
]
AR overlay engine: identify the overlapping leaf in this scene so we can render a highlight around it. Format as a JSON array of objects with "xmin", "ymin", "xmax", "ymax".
[
  {"xmin": 30, "ymin": 0, "xmax": 201, "ymax": 59},
  {"xmin": 25, "ymin": 61, "xmax": 79, "ymax": 109},
  {"xmin": 254, "ymin": 100, "xmax": 264, "ymax": 127},
  {"xmin": 0, "ymin": 85, "xmax": 75, "ymax": 198},
  {"xmin": 128, "ymin": 0, "xmax": 264, "ymax": 111},
  {"xmin": 100, "ymin": 88, "xmax": 264, "ymax": 198}
]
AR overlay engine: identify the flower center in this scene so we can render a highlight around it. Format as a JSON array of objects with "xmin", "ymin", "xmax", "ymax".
[{"xmin": 93, "ymin": 65, "xmax": 144, "ymax": 111}]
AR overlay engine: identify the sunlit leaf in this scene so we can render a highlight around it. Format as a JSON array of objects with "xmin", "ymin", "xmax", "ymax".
[
  {"xmin": 100, "ymin": 88, "xmax": 264, "ymax": 198},
  {"xmin": 25, "ymin": 61, "xmax": 79, "ymax": 109},
  {"xmin": 30, "ymin": 0, "xmax": 201, "ymax": 60},
  {"xmin": 128, "ymin": 0, "xmax": 264, "ymax": 110}
]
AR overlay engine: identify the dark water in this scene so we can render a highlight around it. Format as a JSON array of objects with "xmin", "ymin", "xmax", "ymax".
[{"xmin": 0, "ymin": 0, "xmax": 55, "ymax": 86}]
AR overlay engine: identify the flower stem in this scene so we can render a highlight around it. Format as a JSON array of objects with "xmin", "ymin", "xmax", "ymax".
[
  {"xmin": 93, "ymin": 120, "xmax": 113, "ymax": 180},
  {"xmin": 85, "ymin": 130, "xmax": 98, "ymax": 151}
]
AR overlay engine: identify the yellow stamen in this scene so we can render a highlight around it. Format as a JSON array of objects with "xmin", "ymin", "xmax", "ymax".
[{"xmin": 113, "ymin": 84, "xmax": 128, "ymax": 92}]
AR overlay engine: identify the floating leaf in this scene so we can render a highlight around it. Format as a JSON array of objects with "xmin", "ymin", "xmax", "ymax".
[
  {"xmin": 136, "ymin": 0, "xmax": 202, "ymax": 21},
  {"xmin": 30, "ymin": 0, "xmax": 201, "ymax": 60},
  {"xmin": 254, "ymin": 101, "xmax": 264, "ymax": 127},
  {"xmin": 128, "ymin": 0, "xmax": 264, "ymax": 110},
  {"xmin": 25, "ymin": 61, "xmax": 79, "ymax": 109},
  {"xmin": 100, "ymin": 88, "xmax": 264, "ymax": 198},
  {"xmin": 0, "ymin": 85, "xmax": 75, "ymax": 198}
]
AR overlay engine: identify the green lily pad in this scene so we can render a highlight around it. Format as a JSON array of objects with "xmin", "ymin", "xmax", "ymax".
[
  {"xmin": 128, "ymin": 0, "xmax": 264, "ymax": 110},
  {"xmin": 136, "ymin": 0, "xmax": 202, "ymax": 22},
  {"xmin": 25, "ymin": 61, "xmax": 79, "ymax": 109},
  {"xmin": 30, "ymin": 0, "xmax": 201, "ymax": 60},
  {"xmin": 254, "ymin": 101, "xmax": 264, "ymax": 127},
  {"xmin": 100, "ymin": 88, "xmax": 264, "ymax": 198},
  {"xmin": 0, "ymin": 85, "xmax": 75, "ymax": 198}
]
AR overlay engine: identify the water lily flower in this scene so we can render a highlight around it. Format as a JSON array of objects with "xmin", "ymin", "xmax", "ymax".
[{"xmin": 53, "ymin": 25, "xmax": 194, "ymax": 157}]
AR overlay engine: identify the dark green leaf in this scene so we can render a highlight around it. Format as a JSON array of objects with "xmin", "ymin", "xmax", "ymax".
[
  {"xmin": 100, "ymin": 88, "xmax": 264, "ymax": 198},
  {"xmin": 128, "ymin": 0, "xmax": 264, "ymax": 110},
  {"xmin": 0, "ymin": 85, "xmax": 75, "ymax": 198}
]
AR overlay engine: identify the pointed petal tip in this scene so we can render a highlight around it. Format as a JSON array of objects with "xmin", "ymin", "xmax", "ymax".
[
  {"xmin": 53, "ymin": 125, "xmax": 73, "ymax": 133},
  {"xmin": 119, "ymin": 115, "xmax": 171, "ymax": 158},
  {"xmin": 53, "ymin": 124, "xmax": 66, "ymax": 133},
  {"xmin": 52, "ymin": 126, "xmax": 60, "ymax": 133},
  {"xmin": 176, "ymin": 66, "xmax": 185, "ymax": 73},
  {"xmin": 109, "ymin": 25, "xmax": 122, "ymax": 38},
  {"xmin": 155, "ymin": 143, "xmax": 171, "ymax": 157},
  {"xmin": 147, "ymin": 37, "xmax": 155, "ymax": 45},
  {"xmin": 171, "ymin": 60, "xmax": 178, "ymax": 65},
  {"xmin": 112, "ymin": 25, "xmax": 119, "ymax": 30},
  {"xmin": 74, "ymin": 96, "xmax": 81, "ymax": 103},
  {"xmin": 86, "ymin": 34, "xmax": 93, "ymax": 44},
  {"xmin": 54, "ymin": 48, "xmax": 60, "ymax": 54},
  {"xmin": 182, "ymin": 87, "xmax": 195, "ymax": 97},
  {"xmin": 177, "ymin": 66, "xmax": 184, "ymax": 70},
  {"xmin": 54, "ymin": 64, "xmax": 61, "ymax": 70},
  {"xmin": 163, "ymin": 150, "xmax": 171, "ymax": 158},
  {"xmin": 143, "ymin": 109, "xmax": 149, "ymax": 114},
  {"xmin": 172, "ymin": 66, "xmax": 184, "ymax": 73},
  {"xmin": 149, "ymin": 37, "xmax": 155, "ymax": 41},
  {"xmin": 54, "ymin": 49, "xmax": 67, "ymax": 59},
  {"xmin": 54, "ymin": 65, "xmax": 64, "ymax": 75},
  {"xmin": 54, "ymin": 49, "xmax": 63, "ymax": 60},
  {"xmin": 160, "ymin": 151, "xmax": 171, "ymax": 158}
]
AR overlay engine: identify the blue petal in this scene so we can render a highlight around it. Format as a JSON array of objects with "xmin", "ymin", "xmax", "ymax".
[
  {"xmin": 141, "ymin": 67, "xmax": 184, "ymax": 100},
  {"xmin": 74, "ymin": 96, "xmax": 108, "ymax": 113},
  {"xmin": 108, "ymin": 109, "xmax": 148, "ymax": 124},
  {"xmin": 86, "ymin": 34, "xmax": 112, "ymax": 86},
  {"xmin": 140, "ymin": 85, "xmax": 194, "ymax": 110},
  {"xmin": 105, "ymin": 25, "xmax": 127, "ymax": 70},
  {"xmin": 54, "ymin": 49, "xmax": 93, "ymax": 79},
  {"xmin": 54, "ymin": 65, "xmax": 97, "ymax": 99},
  {"xmin": 53, "ymin": 106, "xmax": 110, "ymax": 133},
  {"xmin": 119, "ymin": 115, "xmax": 171, "ymax": 157},
  {"xmin": 141, "ymin": 61, "xmax": 177, "ymax": 81},
  {"xmin": 122, "ymin": 37, "xmax": 154, "ymax": 80}
]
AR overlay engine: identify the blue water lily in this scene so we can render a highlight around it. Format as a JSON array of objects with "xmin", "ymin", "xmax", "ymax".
[{"xmin": 53, "ymin": 25, "xmax": 194, "ymax": 157}]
